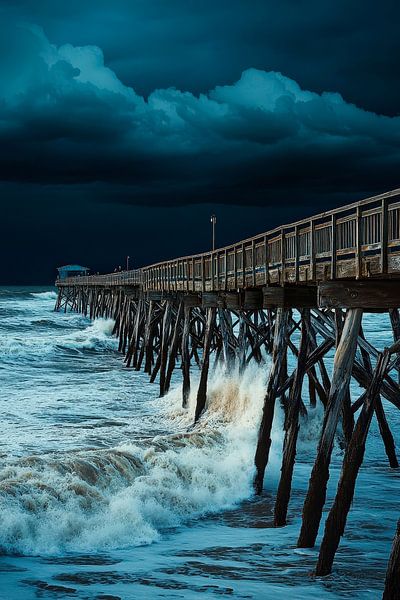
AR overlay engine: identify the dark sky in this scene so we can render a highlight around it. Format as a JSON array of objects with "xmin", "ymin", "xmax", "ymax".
[{"xmin": 1, "ymin": 1, "xmax": 399, "ymax": 284}]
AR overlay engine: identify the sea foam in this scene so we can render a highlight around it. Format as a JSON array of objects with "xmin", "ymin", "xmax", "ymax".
[{"xmin": 0, "ymin": 363, "xmax": 284, "ymax": 555}]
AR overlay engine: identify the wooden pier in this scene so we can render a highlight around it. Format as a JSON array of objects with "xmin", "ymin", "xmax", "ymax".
[{"xmin": 55, "ymin": 188, "xmax": 400, "ymax": 599}]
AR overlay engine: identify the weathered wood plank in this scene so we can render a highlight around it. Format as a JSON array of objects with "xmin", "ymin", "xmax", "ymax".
[{"xmin": 319, "ymin": 280, "xmax": 400, "ymax": 310}]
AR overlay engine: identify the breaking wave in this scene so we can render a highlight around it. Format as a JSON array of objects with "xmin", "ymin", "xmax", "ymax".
[
  {"xmin": 0, "ymin": 364, "xmax": 284, "ymax": 556},
  {"xmin": 0, "ymin": 318, "xmax": 117, "ymax": 358},
  {"xmin": 30, "ymin": 291, "xmax": 58, "ymax": 300}
]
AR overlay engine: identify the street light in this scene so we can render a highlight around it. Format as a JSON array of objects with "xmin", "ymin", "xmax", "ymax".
[
  {"xmin": 126, "ymin": 255, "xmax": 130, "ymax": 271},
  {"xmin": 211, "ymin": 214, "xmax": 217, "ymax": 251}
]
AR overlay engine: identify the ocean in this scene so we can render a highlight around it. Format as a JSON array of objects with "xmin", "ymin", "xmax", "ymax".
[{"xmin": 0, "ymin": 286, "xmax": 398, "ymax": 599}]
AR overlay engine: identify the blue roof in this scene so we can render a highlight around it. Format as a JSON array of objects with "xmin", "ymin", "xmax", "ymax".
[{"xmin": 57, "ymin": 265, "xmax": 89, "ymax": 272}]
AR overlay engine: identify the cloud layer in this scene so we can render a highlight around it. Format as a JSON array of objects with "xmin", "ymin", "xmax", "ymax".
[{"xmin": 1, "ymin": 23, "xmax": 399, "ymax": 207}]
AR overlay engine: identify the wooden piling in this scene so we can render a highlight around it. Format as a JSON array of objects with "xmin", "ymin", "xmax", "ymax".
[
  {"xmin": 383, "ymin": 519, "xmax": 400, "ymax": 600},
  {"xmin": 274, "ymin": 309, "xmax": 310, "ymax": 526},
  {"xmin": 159, "ymin": 300, "xmax": 173, "ymax": 397},
  {"xmin": 254, "ymin": 308, "xmax": 291, "ymax": 495},
  {"xmin": 181, "ymin": 305, "xmax": 191, "ymax": 407},
  {"xmin": 194, "ymin": 307, "xmax": 216, "ymax": 422},
  {"xmin": 164, "ymin": 301, "xmax": 184, "ymax": 395},
  {"xmin": 315, "ymin": 349, "xmax": 390, "ymax": 575},
  {"xmin": 297, "ymin": 308, "xmax": 363, "ymax": 548}
]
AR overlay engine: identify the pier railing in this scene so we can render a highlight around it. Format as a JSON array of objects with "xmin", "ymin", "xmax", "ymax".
[
  {"xmin": 56, "ymin": 269, "xmax": 142, "ymax": 287},
  {"xmin": 141, "ymin": 188, "xmax": 400, "ymax": 292},
  {"xmin": 56, "ymin": 188, "xmax": 400, "ymax": 292}
]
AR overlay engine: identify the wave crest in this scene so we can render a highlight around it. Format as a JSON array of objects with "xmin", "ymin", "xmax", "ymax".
[
  {"xmin": 30, "ymin": 291, "xmax": 58, "ymax": 300},
  {"xmin": 0, "ymin": 364, "xmax": 282, "ymax": 555},
  {"xmin": 0, "ymin": 318, "xmax": 116, "ymax": 358}
]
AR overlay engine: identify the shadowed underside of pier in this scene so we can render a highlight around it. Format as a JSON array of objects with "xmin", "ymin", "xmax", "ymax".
[{"xmin": 55, "ymin": 189, "xmax": 400, "ymax": 599}]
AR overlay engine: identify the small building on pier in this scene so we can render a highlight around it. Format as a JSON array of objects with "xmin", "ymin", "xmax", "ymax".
[{"xmin": 57, "ymin": 265, "xmax": 89, "ymax": 280}]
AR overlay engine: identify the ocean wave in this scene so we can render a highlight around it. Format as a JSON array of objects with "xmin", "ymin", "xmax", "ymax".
[
  {"xmin": 0, "ymin": 365, "xmax": 282, "ymax": 555},
  {"xmin": 30, "ymin": 291, "xmax": 58, "ymax": 300},
  {"xmin": 0, "ymin": 318, "xmax": 117, "ymax": 358}
]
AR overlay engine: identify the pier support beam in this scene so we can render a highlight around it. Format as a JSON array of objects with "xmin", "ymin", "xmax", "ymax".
[
  {"xmin": 181, "ymin": 305, "xmax": 191, "ymax": 407},
  {"xmin": 274, "ymin": 309, "xmax": 310, "ymax": 526},
  {"xmin": 315, "ymin": 349, "xmax": 390, "ymax": 575},
  {"xmin": 194, "ymin": 307, "xmax": 216, "ymax": 422},
  {"xmin": 254, "ymin": 307, "xmax": 291, "ymax": 495},
  {"xmin": 159, "ymin": 300, "xmax": 173, "ymax": 397},
  {"xmin": 383, "ymin": 519, "xmax": 400, "ymax": 600},
  {"xmin": 164, "ymin": 301, "xmax": 184, "ymax": 395},
  {"xmin": 297, "ymin": 308, "xmax": 363, "ymax": 548}
]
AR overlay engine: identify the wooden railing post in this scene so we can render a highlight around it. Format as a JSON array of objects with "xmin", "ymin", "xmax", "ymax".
[
  {"xmin": 252, "ymin": 239, "xmax": 256, "ymax": 287},
  {"xmin": 356, "ymin": 206, "xmax": 362, "ymax": 279},
  {"xmin": 264, "ymin": 235, "xmax": 269, "ymax": 285},
  {"xmin": 381, "ymin": 197, "xmax": 389, "ymax": 274},
  {"xmin": 331, "ymin": 214, "xmax": 337, "ymax": 279},
  {"xmin": 224, "ymin": 248, "xmax": 228, "ymax": 290},
  {"xmin": 241, "ymin": 242, "xmax": 245, "ymax": 287},
  {"xmin": 210, "ymin": 252, "xmax": 214, "ymax": 291},
  {"xmin": 310, "ymin": 220, "xmax": 316, "ymax": 281},
  {"xmin": 234, "ymin": 246, "xmax": 237, "ymax": 289}
]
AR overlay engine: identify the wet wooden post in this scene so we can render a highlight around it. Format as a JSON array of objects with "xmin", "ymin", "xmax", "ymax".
[
  {"xmin": 254, "ymin": 307, "xmax": 291, "ymax": 495},
  {"xmin": 112, "ymin": 290, "xmax": 122, "ymax": 336},
  {"xmin": 359, "ymin": 324, "xmax": 398, "ymax": 469},
  {"xmin": 315, "ymin": 349, "xmax": 390, "ymax": 575},
  {"xmin": 237, "ymin": 312, "xmax": 247, "ymax": 372},
  {"xmin": 164, "ymin": 301, "xmax": 184, "ymax": 394},
  {"xmin": 219, "ymin": 308, "xmax": 235, "ymax": 369},
  {"xmin": 336, "ymin": 309, "xmax": 354, "ymax": 444},
  {"xmin": 297, "ymin": 308, "xmax": 363, "ymax": 548},
  {"xmin": 194, "ymin": 307, "xmax": 216, "ymax": 422},
  {"xmin": 389, "ymin": 308, "xmax": 400, "ymax": 384},
  {"xmin": 126, "ymin": 295, "xmax": 143, "ymax": 368},
  {"xmin": 274, "ymin": 309, "xmax": 310, "ymax": 526},
  {"xmin": 374, "ymin": 397, "xmax": 399, "ymax": 468},
  {"xmin": 181, "ymin": 304, "xmax": 191, "ymax": 407},
  {"xmin": 118, "ymin": 296, "xmax": 130, "ymax": 354},
  {"xmin": 159, "ymin": 299, "xmax": 173, "ymax": 397},
  {"xmin": 306, "ymin": 322, "xmax": 324, "ymax": 408},
  {"xmin": 143, "ymin": 300, "xmax": 154, "ymax": 374},
  {"xmin": 383, "ymin": 519, "xmax": 400, "ymax": 600}
]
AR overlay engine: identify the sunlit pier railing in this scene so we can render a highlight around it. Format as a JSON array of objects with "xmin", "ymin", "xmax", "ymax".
[{"xmin": 57, "ymin": 188, "xmax": 400, "ymax": 292}]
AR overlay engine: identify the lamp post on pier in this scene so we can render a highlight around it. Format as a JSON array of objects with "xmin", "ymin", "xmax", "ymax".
[
  {"xmin": 126, "ymin": 255, "xmax": 130, "ymax": 271},
  {"xmin": 211, "ymin": 214, "xmax": 217, "ymax": 251}
]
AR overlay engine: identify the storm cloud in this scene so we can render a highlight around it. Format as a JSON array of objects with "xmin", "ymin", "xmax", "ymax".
[{"xmin": 1, "ymin": 23, "xmax": 399, "ymax": 207}]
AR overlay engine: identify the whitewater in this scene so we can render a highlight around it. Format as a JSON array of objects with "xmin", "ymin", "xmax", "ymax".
[{"xmin": 0, "ymin": 287, "xmax": 398, "ymax": 599}]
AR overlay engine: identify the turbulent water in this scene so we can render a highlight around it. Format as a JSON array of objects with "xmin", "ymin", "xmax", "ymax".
[{"xmin": 0, "ymin": 287, "xmax": 399, "ymax": 599}]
